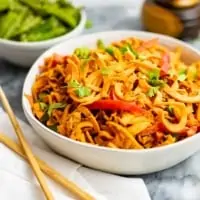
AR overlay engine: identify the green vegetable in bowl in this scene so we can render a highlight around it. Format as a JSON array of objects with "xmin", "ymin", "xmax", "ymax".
[
  {"xmin": 43, "ymin": 3, "xmax": 80, "ymax": 28},
  {"xmin": 0, "ymin": 9, "xmax": 28, "ymax": 39},
  {"xmin": 17, "ymin": 11, "xmax": 42, "ymax": 35},
  {"xmin": 0, "ymin": 0, "xmax": 9, "ymax": 12},
  {"xmin": 20, "ymin": 16, "xmax": 67, "ymax": 42},
  {"xmin": 19, "ymin": 0, "xmax": 46, "ymax": 15},
  {"xmin": 20, "ymin": 0, "xmax": 81, "ymax": 27},
  {"xmin": 0, "ymin": 0, "xmax": 86, "ymax": 42},
  {"xmin": 9, "ymin": 0, "xmax": 27, "ymax": 11},
  {"xmin": 57, "ymin": 0, "xmax": 74, "ymax": 7}
]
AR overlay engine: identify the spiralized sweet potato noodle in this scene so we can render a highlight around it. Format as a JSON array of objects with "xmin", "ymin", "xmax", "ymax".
[{"xmin": 29, "ymin": 37, "xmax": 200, "ymax": 149}]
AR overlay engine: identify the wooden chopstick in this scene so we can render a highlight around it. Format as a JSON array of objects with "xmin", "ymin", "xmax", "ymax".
[
  {"xmin": 0, "ymin": 87, "xmax": 54, "ymax": 200},
  {"xmin": 0, "ymin": 133, "xmax": 94, "ymax": 200}
]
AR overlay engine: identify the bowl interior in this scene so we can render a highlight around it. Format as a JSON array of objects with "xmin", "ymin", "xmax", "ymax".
[{"xmin": 22, "ymin": 30, "xmax": 200, "ymax": 150}]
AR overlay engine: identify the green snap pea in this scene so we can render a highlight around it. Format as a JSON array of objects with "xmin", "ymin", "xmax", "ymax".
[
  {"xmin": 0, "ymin": 0, "xmax": 84, "ymax": 42},
  {"xmin": 0, "ymin": 9, "xmax": 27, "ymax": 39},
  {"xmin": 43, "ymin": 4, "xmax": 80, "ymax": 28},
  {"xmin": 17, "ymin": 12, "xmax": 42, "ymax": 35},
  {"xmin": 9, "ymin": 0, "xmax": 27, "ymax": 11},
  {"xmin": 20, "ymin": 16, "xmax": 67, "ymax": 42},
  {"xmin": 0, "ymin": 0, "xmax": 9, "ymax": 12},
  {"xmin": 19, "ymin": 0, "xmax": 45, "ymax": 15}
]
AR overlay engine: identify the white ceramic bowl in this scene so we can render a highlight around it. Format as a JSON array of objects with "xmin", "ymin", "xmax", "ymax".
[
  {"xmin": 0, "ymin": 10, "xmax": 86, "ymax": 67},
  {"xmin": 22, "ymin": 31, "xmax": 200, "ymax": 175}
]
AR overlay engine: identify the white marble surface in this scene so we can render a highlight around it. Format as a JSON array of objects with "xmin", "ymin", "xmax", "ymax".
[{"xmin": 1, "ymin": 6, "xmax": 200, "ymax": 200}]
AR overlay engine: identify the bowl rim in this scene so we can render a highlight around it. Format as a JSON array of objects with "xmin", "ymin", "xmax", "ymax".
[
  {"xmin": 0, "ymin": 9, "xmax": 86, "ymax": 48},
  {"xmin": 22, "ymin": 30, "xmax": 200, "ymax": 154}
]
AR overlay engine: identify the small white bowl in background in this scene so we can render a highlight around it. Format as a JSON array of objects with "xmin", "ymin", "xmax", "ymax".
[
  {"xmin": 0, "ymin": 9, "xmax": 86, "ymax": 67},
  {"xmin": 22, "ymin": 31, "xmax": 200, "ymax": 175}
]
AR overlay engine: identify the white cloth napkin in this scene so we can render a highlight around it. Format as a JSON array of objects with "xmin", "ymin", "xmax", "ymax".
[{"xmin": 0, "ymin": 108, "xmax": 151, "ymax": 200}]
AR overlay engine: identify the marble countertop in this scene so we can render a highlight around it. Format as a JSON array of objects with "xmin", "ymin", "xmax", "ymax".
[{"xmin": 1, "ymin": 6, "xmax": 200, "ymax": 200}]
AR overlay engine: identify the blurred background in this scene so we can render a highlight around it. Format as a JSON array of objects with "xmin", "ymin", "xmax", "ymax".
[
  {"xmin": 1, "ymin": 0, "xmax": 200, "ymax": 44},
  {"xmin": 80, "ymin": 0, "xmax": 200, "ymax": 41}
]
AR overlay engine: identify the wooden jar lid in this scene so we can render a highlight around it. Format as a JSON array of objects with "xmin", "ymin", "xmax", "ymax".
[
  {"xmin": 172, "ymin": 4, "xmax": 200, "ymax": 20},
  {"xmin": 155, "ymin": 0, "xmax": 200, "ymax": 8},
  {"xmin": 156, "ymin": 0, "xmax": 200, "ymax": 20}
]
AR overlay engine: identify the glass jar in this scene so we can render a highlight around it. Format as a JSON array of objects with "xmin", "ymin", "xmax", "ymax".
[{"xmin": 141, "ymin": 0, "xmax": 200, "ymax": 40}]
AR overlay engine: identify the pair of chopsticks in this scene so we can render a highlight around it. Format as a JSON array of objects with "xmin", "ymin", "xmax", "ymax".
[{"xmin": 0, "ymin": 87, "xmax": 94, "ymax": 200}]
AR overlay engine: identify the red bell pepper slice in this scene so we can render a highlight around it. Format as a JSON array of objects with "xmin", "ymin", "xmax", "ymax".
[
  {"xmin": 87, "ymin": 100, "xmax": 144, "ymax": 113},
  {"xmin": 160, "ymin": 53, "xmax": 170, "ymax": 75}
]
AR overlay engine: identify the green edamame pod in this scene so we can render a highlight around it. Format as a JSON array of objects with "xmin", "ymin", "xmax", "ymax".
[
  {"xmin": 0, "ymin": 9, "xmax": 27, "ymax": 39},
  {"xmin": 9, "ymin": 0, "xmax": 27, "ymax": 11},
  {"xmin": 20, "ymin": 16, "xmax": 68, "ymax": 42},
  {"xmin": 17, "ymin": 12, "xmax": 42, "ymax": 35},
  {"xmin": 0, "ymin": 0, "xmax": 82, "ymax": 42},
  {"xmin": 19, "ymin": 0, "xmax": 46, "ymax": 15},
  {"xmin": 19, "ymin": 0, "xmax": 81, "ymax": 27},
  {"xmin": 56, "ymin": 0, "xmax": 74, "ymax": 8},
  {"xmin": 0, "ymin": 0, "xmax": 9, "ymax": 12},
  {"xmin": 43, "ymin": 4, "xmax": 80, "ymax": 28}
]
